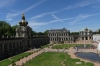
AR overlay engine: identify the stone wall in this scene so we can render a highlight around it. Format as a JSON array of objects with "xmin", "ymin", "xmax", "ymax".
[{"xmin": 0, "ymin": 36, "xmax": 49, "ymax": 60}]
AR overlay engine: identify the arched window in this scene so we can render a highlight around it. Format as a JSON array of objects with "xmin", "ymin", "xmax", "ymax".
[
  {"xmin": 86, "ymin": 36, "xmax": 88, "ymax": 40},
  {"xmin": 64, "ymin": 38, "xmax": 65, "ymax": 41},
  {"xmin": 55, "ymin": 38, "xmax": 56, "ymax": 41},
  {"xmin": 90, "ymin": 37, "xmax": 91, "ymax": 39},
  {"xmin": 66, "ymin": 38, "xmax": 67, "ymax": 40},
  {"xmin": 82, "ymin": 37, "xmax": 84, "ymax": 40},
  {"xmin": 53, "ymin": 38, "xmax": 54, "ymax": 41}
]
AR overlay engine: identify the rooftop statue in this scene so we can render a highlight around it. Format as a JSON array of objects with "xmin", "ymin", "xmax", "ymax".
[{"xmin": 95, "ymin": 40, "xmax": 100, "ymax": 51}]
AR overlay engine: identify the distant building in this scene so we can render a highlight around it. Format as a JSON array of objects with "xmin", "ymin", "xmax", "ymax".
[
  {"xmin": 95, "ymin": 29, "xmax": 100, "ymax": 32},
  {"xmin": 48, "ymin": 28, "xmax": 74, "ymax": 44},
  {"xmin": 79, "ymin": 27, "xmax": 93, "ymax": 40},
  {"xmin": 48, "ymin": 27, "xmax": 93, "ymax": 44},
  {"xmin": 76, "ymin": 28, "xmax": 93, "ymax": 43},
  {"xmin": 93, "ymin": 34, "xmax": 100, "ymax": 41}
]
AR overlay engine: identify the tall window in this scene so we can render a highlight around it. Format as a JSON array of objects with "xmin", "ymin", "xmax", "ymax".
[
  {"xmin": 82, "ymin": 37, "xmax": 84, "ymax": 40},
  {"xmin": 86, "ymin": 36, "xmax": 88, "ymax": 40},
  {"xmin": 66, "ymin": 38, "xmax": 67, "ymax": 40},
  {"xmin": 90, "ymin": 37, "xmax": 91, "ymax": 39}
]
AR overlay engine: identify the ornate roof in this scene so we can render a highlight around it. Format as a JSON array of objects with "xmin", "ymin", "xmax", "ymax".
[
  {"xmin": 48, "ymin": 28, "xmax": 70, "ymax": 33},
  {"xmin": 19, "ymin": 13, "xmax": 28, "ymax": 26},
  {"xmin": 80, "ymin": 27, "xmax": 92, "ymax": 32}
]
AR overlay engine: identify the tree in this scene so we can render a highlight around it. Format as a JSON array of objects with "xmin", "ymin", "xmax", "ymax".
[
  {"xmin": 37, "ymin": 32, "xmax": 44, "ymax": 35},
  {"xmin": 32, "ymin": 30, "xmax": 37, "ymax": 35},
  {"xmin": 70, "ymin": 32, "xmax": 79, "ymax": 35},
  {"xmin": 11, "ymin": 25, "xmax": 18, "ymax": 36},
  {"xmin": 93, "ymin": 29, "xmax": 100, "ymax": 34},
  {"xmin": 0, "ymin": 21, "xmax": 12, "ymax": 38},
  {"xmin": 43, "ymin": 30, "xmax": 48, "ymax": 35}
]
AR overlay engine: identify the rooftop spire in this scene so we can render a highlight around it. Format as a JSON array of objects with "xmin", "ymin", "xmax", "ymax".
[{"xmin": 22, "ymin": 13, "xmax": 25, "ymax": 22}]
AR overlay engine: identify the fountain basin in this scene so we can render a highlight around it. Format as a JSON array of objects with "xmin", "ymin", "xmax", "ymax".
[
  {"xmin": 75, "ymin": 52, "xmax": 100, "ymax": 63},
  {"xmin": 74, "ymin": 45, "xmax": 96, "ymax": 49}
]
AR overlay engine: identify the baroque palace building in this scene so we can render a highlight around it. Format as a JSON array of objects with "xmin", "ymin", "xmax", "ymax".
[
  {"xmin": 48, "ymin": 27, "xmax": 93, "ymax": 44},
  {"xmin": 48, "ymin": 28, "xmax": 74, "ymax": 44},
  {"xmin": 0, "ymin": 14, "xmax": 49, "ymax": 60},
  {"xmin": 77, "ymin": 28, "xmax": 93, "ymax": 43}
]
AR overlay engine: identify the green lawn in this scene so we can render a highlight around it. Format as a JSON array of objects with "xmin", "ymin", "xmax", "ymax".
[
  {"xmin": 0, "ymin": 52, "xmax": 33, "ymax": 66},
  {"xmin": 0, "ymin": 59, "xmax": 12, "ymax": 66},
  {"xmin": 52, "ymin": 44, "xmax": 91, "ymax": 49},
  {"xmin": 24, "ymin": 52, "xmax": 94, "ymax": 66},
  {"xmin": 64, "ymin": 54, "xmax": 94, "ymax": 66},
  {"xmin": 11, "ymin": 52, "xmax": 33, "ymax": 62}
]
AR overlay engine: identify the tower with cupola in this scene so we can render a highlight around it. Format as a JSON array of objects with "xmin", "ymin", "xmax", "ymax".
[
  {"xmin": 79, "ymin": 27, "xmax": 93, "ymax": 40},
  {"xmin": 16, "ymin": 13, "xmax": 31, "ymax": 38}
]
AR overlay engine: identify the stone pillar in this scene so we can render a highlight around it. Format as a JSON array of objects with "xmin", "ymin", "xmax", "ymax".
[
  {"xmin": 16, "ymin": 31, "xmax": 19, "ymax": 37},
  {"xmin": 56, "ymin": 33, "xmax": 57, "ymax": 36},
  {"xmin": 50, "ymin": 38, "xmax": 51, "ymax": 41},
  {"xmin": 48, "ymin": 34, "xmax": 49, "ymax": 36},
  {"xmin": 84, "ymin": 32, "xmax": 85, "ymax": 35},
  {"xmin": 88, "ymin": 36, "xmax": 90, "ymax": 40},
  {"xmin": 61, "ymin": 38, "xmax": 62, "ymax": 41},
  {"xmin": 84, "ymin": 37, "xmax": 85, "ymax": 40},
  {"xmin": 67, "ymin": 33, "xmax": 69, "ymax": 36}
]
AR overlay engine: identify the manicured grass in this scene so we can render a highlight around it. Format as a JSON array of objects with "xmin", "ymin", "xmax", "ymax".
[
  {"xmin": 24, "ymin": 52, "xmax": 94, "ymax": 66},
  {"xmin": 64, "ymin": 53, "xmax": 94, "ymax": 66},
  {"xmin": 24, "ymin": 52, "xmax": 64, "ymax": 66},
  {"xmin": 0, "ymin": 52, "xmax": 33, "ymax": 66},
  {"xmin": 52, "ymin": 44, "xmax": 91, "ymax": 49},
  {"xmin": 0, "ymin": 59, "xmax": 12, "ymax": 66}
]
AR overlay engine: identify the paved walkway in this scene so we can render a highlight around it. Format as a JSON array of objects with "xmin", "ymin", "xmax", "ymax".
[{"xmin": 9, "ymin": 44, "xmax": 100, "ymax": 66}]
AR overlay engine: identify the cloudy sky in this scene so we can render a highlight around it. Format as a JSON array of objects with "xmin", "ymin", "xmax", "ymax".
[{"xmin": 0, "ymin": 0, "xmax": 100, "ymax": 32}]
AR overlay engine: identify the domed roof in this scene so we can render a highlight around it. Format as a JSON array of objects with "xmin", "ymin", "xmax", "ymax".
[
  {"xmin": 19, "ymin": 13, "xmax": 28, "ymax": 26},
  {"xmin": 80, "ymin": 27, "xmax": 92, "ymax": 32}
]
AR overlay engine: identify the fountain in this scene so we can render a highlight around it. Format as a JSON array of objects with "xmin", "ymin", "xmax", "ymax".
[{"xmin": 75, "ymin": 40, "xmax": 100, "ymax": 63}]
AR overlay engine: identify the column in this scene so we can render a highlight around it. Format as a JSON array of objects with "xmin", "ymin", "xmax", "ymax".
[
  {"xmin": 88, "ymin": 36, "xmax": 90, "ymax": 40},
  {"xmin": 67, "ymin": 33, "xmax": 69, "ymax": 36},
  {"xmin": 84, "ymin": 37, "xmax": 85, "ymax": 40}
]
